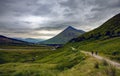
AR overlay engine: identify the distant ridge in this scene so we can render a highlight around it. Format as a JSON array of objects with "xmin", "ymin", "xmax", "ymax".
[
  {"xmin": 40, "ymin": 26, "xmax": 85, "ymax": 45},
  {"xmin": 14, "ymin": 38, "xmax": 44, "ymax": 43},
  {"xmin": 0, "ymin": 35, "xmax": 28, "ymax": 45}
]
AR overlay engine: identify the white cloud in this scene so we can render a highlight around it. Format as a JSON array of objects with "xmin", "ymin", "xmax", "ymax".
[{"xmin": 19, "ymin": 16, "xmax": 51, "ymax": 28}]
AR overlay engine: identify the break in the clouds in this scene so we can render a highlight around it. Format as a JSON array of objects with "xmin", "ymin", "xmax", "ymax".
[{"xmin": 0, "ymin": 0, "xmax": 120, "ymax": 39}]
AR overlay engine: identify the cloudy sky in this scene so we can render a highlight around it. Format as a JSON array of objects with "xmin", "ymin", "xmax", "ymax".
[{"xmin": 0, "ymin": 0, "xmax": 120, "ymax": 40}]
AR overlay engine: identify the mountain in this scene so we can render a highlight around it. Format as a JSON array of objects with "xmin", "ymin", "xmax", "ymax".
[
  {"xmin": 40, "ymin": 26, "xmax": 85, "ymax": 45},
  {"xmin": 0, "ymin": 35, "xmax": 28, "ymax": 45},
  {"xmin": 14, "ymin": 38, "xmax": 44, "ymax": 43},
  {"xmin": 70, "ymin": 13, "xmax": 120, "ymax": 42},
  {"xmin": 24, "ymin": 38, "xmax": 44, "ymax": 43}
]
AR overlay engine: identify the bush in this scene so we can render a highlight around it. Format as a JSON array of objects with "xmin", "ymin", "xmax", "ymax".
[
  {"xmin": 102, "ymin": 59, "xmax": 109, "ymax": 66},
  {"xmin": 105, "ymin": 65, "xmax": 116, "ymax": 76},
  {"xmin": 0, "ymin": 58, "xmax": 7, "ymax": 64},
  {"xmin": 94, "ymin": 62, "xmax": 99, "ymax": 69}
]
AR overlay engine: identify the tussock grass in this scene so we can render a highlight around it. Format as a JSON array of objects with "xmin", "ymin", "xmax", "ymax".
[
  {"xmin": 104, "ymin": 65, "xmax": 117, "ymax": 76},
  {"xmin": 102, "ymin": 59, "xmax": 109, "ymax": 66},
  {"xmin": 94, "ymin": 62, "xmax": 99, "ymax": 69}
]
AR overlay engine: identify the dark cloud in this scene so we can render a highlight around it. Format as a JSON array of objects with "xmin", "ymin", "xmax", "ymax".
[
  {"xmin": 36, "ymin": 25, "xmax": 67, "ymax": 31},
  {"xmin": 34, "ymin": 4, "xmax": 53, "ymax": 16},
  {"xmin": 91, "ymin": 0, "xmax": 120, "ymax": 12},
  {"xmin": 60, "ymin": 0, "xmax": 78, "ymax": 9},
  {"xmin": 30, "ymin": 33, "xmax": 56, "ymax": 36},
  {"xmin": 35, "ymin": 20, "xmax": 81, "ymax": 31},
  {"xmin": 0, "ymin": 0, "xmax": 120, "ymax": 39}
]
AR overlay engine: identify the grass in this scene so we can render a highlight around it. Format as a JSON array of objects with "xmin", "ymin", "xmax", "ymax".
[
  {"xmin": 94, "ymin": 62, "xmax": 99, "ymax": 69},
  {"xmin": 0, "ymin": 63, "xmax": 59, "ymax": 76},
  {"xmin": 102, "ymin": 59, "xmax": 109, "ymax": 66},
  {"xmin": 58, "ymin": 56, "xmax": 120, "ymax": 76},
  {"xmin": 0, "ymin": 45, "xmax": 86, "ymax": 76},
  {"xmin": 0, "ymin": 43, "xmax": 120, "ymax": 76},
  {"xmin": 104, "ymin": 65, "xmax": 117, "ymax": 76},
  {"xmin": 0, "ymin": 47, "xmax": 59, "ymax": 64},
  {"xmin": 70, "ymin": 37, "xmax": 120, "ymax": 62}
]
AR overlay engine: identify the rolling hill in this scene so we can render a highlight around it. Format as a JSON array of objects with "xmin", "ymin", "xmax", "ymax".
[
  {"xmin": 40, "ymin": 26, "xmax": 85, "ymax": 45},
  {"xmin": 70, "ymin": 13, "xmax": 120, "ymax": 42},
  {"xmin": 14, "ymin": 38, "xmax": 44, "ymax": 43},
  {"xmin": 0, "ymin": 35, "xmax": 28, "ymax": 45}
]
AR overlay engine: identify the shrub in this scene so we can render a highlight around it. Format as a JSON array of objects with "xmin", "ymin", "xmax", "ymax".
[
  {"xmin": 102, "ymin": 59, "xmax": 109, "ymax": 66},
  {"xmin": 105, "ymin": 65, "xmax": 116, "ymax": 76},
  {"xmin": 94, "ymin": 62, "xmax": 99, "ymax": 69},
  {"xmin": 0, "ymin": 58, "xmax": 7, "ymax": 64}
]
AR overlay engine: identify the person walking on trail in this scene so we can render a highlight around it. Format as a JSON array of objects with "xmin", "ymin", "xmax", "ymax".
[
  {"xmin": 95, "ymin": 51, "xmax": 98, "ymax": 55},
  {"xmin": 91, "ymin": 51, "xmax": 94, "ymax": 55}
]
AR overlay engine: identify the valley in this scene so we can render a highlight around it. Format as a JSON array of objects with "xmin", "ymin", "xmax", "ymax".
[{"xmin": 0, "ymin": 45, "xmax": 120, "ymax": 76}]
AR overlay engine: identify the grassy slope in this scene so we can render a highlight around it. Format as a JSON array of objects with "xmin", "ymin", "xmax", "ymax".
[
  {"xmin": 70, "ymin": 13, "xmax": 120, "ymax": 42},
  {"xmin": 0, "ymin": 53, "xmax": 120, "ymax": 76},
  {"xmin": 70, "ymin": 37, "xmax": 120, "ymax": 62},
  {"xmin": 59, "ymin": 56, "xmax": 120, "ymax": 76},
  {"xmin": 0, "ymin": 45, "xmax": 55, "ymax": 64},
  {"xmin": 0, "ymin": 45, "xmax": 86, "ymax": 76},
  {"xmin": 0, "ymin": 45, "xmax": 120, "ymax": 76}
]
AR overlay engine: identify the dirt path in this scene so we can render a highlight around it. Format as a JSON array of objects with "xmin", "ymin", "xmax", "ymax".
[{"xmin": 81, "ymin": 51, "xmax": 120, "ymax": 68}]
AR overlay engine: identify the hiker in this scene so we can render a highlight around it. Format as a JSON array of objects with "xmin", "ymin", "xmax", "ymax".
[
  {"xmin": 91, "ymin": 51, "xmax": 94, "ymax": 55},
  {"xmin": 95, "ymin": 51, "xmax": 98, "ymax": 55}
]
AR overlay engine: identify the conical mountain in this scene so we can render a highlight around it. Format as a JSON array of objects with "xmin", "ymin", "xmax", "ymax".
[
  {"xmin": 40, "ymin": 26, "xmax": 85, "ymax": 45},
  {"xmin": 70, "ymin": 13, "xmax": 120, "ymax": 42}
]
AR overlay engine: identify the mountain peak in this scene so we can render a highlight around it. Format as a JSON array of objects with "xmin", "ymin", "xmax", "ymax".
[
  {"xmin": 64, "ymin": 26, "xmax": 78, "ymax": 32},
  {"xmin": 67, "ymin": 26, "xmax": 74, "ymax": 28},
  {"xmin": 66, "ymin": 26, "xmax": 75, "ymax": 29},
  {"xmin": 40, "ymin": 26, "xmax": 85, "ymax": 44},
  {"xmin": 64, "ymin": 26, "xmax": 85, "ymax": 33}
]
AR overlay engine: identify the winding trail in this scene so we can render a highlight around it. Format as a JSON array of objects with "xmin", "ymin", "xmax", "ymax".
[
  {"xmin": 71, "ymin": 47, "xmax": 120, "ymax": 69},
  {"xmin": 81, "ymin": 51, "xmax": 120, "ymax": 69}
]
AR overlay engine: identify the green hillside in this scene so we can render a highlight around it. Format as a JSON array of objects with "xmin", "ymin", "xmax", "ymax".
[
  {"xmin": 0, "ymin": 45, "xmax": 86, "ymax": 76},
  {"xmin": 70, "ymin": 37, "xmax": 120, "ymax": 62},
  {"xmin": 70, "ymin": 13, "xmax": 120, "ymax": 42},
  {"xmin": 69, "ymin": 13, "xmax": 120, "ymax": 62}
]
